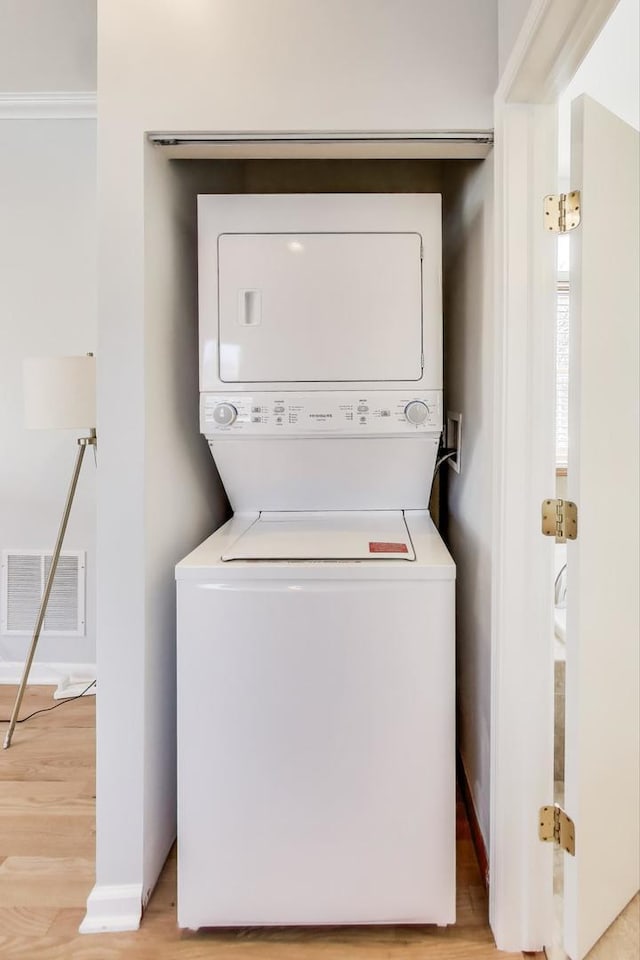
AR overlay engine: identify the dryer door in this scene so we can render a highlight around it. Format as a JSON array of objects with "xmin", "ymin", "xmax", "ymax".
[{"xmin": 218, "ymin": 232, "xmax": 423, "ymax": 383}]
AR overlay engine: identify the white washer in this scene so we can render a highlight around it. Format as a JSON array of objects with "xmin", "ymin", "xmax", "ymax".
[
  {"xmin": 176, "ymin": 511, "xmax": 455, "ymax": 929},
  {"xmin": 176, "ymin": 193, "xmax": 455, "ymax": 929}
]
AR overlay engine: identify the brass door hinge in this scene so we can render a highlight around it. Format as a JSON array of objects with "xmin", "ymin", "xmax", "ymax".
[
  {"xmin": 544, "ymin": 191, "xmax": 581, "ymax": 233},
  {"xmin": 542, "ymin": 498, "xmax": 578, "ymax": 542},
  {"xmin": 539, "ymin": 804, "xmax": 576, "ymax": 856}
]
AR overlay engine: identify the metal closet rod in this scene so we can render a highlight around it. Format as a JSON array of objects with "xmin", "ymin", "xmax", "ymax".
[{"xmin": 147, "ymin": 130, "xmax": 494, "ymax": 147}]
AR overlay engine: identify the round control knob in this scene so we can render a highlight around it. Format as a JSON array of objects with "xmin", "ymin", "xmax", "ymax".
[
  {"xmin": 404, "ymin": 400, "xmax": 429, "ymax": 425},
  {"xmin": 212, "ymin": 402, "xmax": 238, "ymax": 426}
]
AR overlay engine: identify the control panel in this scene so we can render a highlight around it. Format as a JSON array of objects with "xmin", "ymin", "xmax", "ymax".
[{"xmin": 201, "ymin": 391, "xmax": 442, "ymax": 437}]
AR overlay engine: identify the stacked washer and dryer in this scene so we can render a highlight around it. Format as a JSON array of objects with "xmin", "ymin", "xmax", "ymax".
[{"xmin": 176, "ymin": 193, "xmax": 456, "ymax": 930}]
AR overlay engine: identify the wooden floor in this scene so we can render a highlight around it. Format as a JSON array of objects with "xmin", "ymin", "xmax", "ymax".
[{"xmin": 0, "ymin": 685, "xmax": 539, "ymax": 959}]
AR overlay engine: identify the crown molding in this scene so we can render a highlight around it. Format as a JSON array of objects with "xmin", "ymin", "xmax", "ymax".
[{"xmin": 0, "ymin": 91, "xmax": 96, "ymax": 119}]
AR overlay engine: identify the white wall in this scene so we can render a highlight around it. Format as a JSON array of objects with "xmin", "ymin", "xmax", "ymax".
[
  {"xmin": 498, "ymin": 0, "xmax": 532, "ymax": 76},
  {"xmin": 0, "ymin": 0, "xmax": 96, "ymax": 92},
  {"xmin": 0, "ymin": 118, "xmax": 97, "ymax": 669},
  {"xmin": 101, "ymin": 0, "xmax": 497, "ymax": 133},
  {"xmin": 443, "ymin": 158, "xmax": 495, "ymax": 847},
  {"xmin": 141, "ymin": 155, "xmax": 235, "ymax": 899},
  {"xmin": 95, "ymin": 0, "xmax": 499, "ymax": 920},
  {"xmin": 95, "ymin": 148, "xmax": 234, "ymax": 905}
]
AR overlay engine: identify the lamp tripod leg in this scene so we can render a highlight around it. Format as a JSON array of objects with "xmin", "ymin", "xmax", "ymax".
[{"xmin": 3, "ymin": 437, "xmax": 91, "ymax": 749}]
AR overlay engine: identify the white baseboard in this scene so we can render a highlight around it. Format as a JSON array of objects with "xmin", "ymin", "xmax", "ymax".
[
  {"xmin": 0, "ymin": 661, "xmax": 96, "ymax": 689},
  {"xmin": 53, "ymin": 676, "xmax": 96, "ymax": 700},
  {"xmin": 79, "ymin": 883, "xmax": 143, "ymax": 934}
]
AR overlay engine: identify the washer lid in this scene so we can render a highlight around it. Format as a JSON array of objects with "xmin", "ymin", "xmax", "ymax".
[{"xmin": 222, "ymin": 511, "xmax": 415, "ymax": 561}]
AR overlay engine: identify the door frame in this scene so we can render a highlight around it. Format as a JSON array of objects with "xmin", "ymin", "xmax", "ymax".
[{"xmin": 489, "ymin": 0, "xmax": 620, "ymax": 951}]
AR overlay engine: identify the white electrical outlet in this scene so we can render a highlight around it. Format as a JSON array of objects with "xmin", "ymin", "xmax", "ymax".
[{"xmin": 446, "ymin": 412, "xmax": 462, "ymax": 473}]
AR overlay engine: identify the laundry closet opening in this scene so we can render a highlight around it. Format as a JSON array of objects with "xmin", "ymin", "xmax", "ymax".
[{"xmin": 145, "ymin": 151, "xmax": 494, "ymax": 878}]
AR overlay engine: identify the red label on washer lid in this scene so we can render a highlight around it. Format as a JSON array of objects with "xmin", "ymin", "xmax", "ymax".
[{"xmin": 369, "ymin": 541, "xmax": 409, "ymax": 554}]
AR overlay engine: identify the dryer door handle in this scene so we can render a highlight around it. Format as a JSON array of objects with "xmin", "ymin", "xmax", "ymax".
[{"xmin": 238, "ymin": 289, "xmax": 261, "ymax": 326}]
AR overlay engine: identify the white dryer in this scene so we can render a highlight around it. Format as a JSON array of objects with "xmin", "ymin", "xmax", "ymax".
[{"xmin": 176, "ymin": 193, "xmax": 456, "ymax": 929}]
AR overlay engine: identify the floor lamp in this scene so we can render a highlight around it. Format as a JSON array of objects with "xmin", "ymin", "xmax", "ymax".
[{"xmin": 3, "ymin": 354, "xmax": 96, "ymax": 749}]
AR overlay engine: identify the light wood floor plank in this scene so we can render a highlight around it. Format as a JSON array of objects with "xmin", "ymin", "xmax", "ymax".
[
  {"xmin": 0, "ymin": 856, "xmax": 94, "ymax": 907},
  {"xmin": 0, "ymin": 781, "xmax": 95, "ymax": 813},
  {"xmin": 0, "ymin": 686, "xmax": 94, "ymax": 725},
  {"xmin": 0, "ymin": 906, "xmax": 57, "ymax": 937},
  {"xmin": 0, "ymin": 827, "xmax": 94, "ymax": 858}
]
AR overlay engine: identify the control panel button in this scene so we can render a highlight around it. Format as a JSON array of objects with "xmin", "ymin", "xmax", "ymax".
[
  {"xmin": 404, "ymin": 400, "xmax": 429, "ymax": 425},
  {"xmin": 357, "ymin": 405, "xmax": 369, "ymax": 413},
  {"xmin": 274, "ymin": 405, "xmax": 285, "ymax": 413},
  {"xmin": 213, "ymin": 402, "xmax": 238, "ymax": 426}
]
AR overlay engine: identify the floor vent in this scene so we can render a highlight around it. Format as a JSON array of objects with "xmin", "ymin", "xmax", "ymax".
[{"xmin": 1, "ymin": 550, "xmax": 85, "ymax": 636}]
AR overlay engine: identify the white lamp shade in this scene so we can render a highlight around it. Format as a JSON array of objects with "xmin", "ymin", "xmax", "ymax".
[{"xmin": 23, "ymin": 355, "xmax": 96, "ymax": 430}]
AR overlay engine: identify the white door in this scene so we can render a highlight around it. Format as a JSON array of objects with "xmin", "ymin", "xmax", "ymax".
[{"xmin": 563, "ymin": 94, "xmax": 640, "ymax": 960}]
